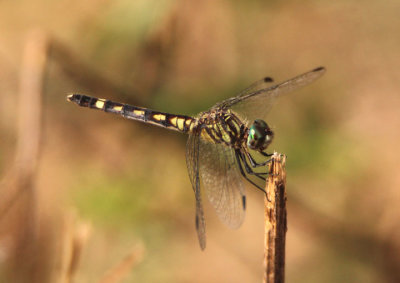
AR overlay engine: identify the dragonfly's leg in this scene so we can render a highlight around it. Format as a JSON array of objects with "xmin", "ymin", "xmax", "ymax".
[
  {"xmin": 239, "ymin": 151, "xmax": 262, "ymax": 177},
  {"xmin": 235, "ymin": 151, "xmax": 267, "ymax": 195},
  {"xmin": 239, "ymin": 151, "xmax": 256, "ymax": 173},
  {"xmin": 245, "ymin": 151, "xmax": 272, "ymax": 168},
  {"xmin": 239, "ymin": 151, "xmax": 269, "ymax": 181},
  {"xmin": 260, "ymin": 152, "xmax": 284, "ymax": 177},
  {"xmin": 245, "ymin": 151, "xmax": 258, "ymax": 167},
  {"xmin": 244, "ymin": 164, "xmax": 274, "ymax": 178},
  {"xmin": 241, "ymin": 151, "xmax": 272, "ymax": 176},
  {"xmin": 256, "ymin": 172, "xmax": 270, "ymax": 176},
  {"xmin": 260, "ymin": 151, "xmax": 274, "ymax": 157},
  {"xmin": 236, "ymin": 151, "xmax": 272, "ymax": 201}
]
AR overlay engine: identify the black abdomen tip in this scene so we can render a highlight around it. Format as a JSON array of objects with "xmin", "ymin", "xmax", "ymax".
[
  {"xmin": 67, "ymin": 94, "xmax": 76, "ymax": 102},
  {"xmin": 67, "ymin": 94, "xmax": 82, "ymax": 103},
  {"xmin": 67, "ymin": 94, "xmax": 92, "ymax": 107}
]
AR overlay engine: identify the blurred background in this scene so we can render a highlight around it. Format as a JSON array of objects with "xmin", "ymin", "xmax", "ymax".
[{"xmin": 0, "ymin": 0, "xmax": 399, "ymax": 282}]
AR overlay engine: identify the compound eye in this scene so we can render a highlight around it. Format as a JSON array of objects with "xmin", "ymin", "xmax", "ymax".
[
  {"xmin": 246, "ymin": 119, "xmax": 273, "ymax": 151},
  {"xmin": 247, "ymin": 123, "xmax": 265, "ymax": 150}
]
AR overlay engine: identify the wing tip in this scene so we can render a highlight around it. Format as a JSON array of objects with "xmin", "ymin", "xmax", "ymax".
[
  {"xmin": 312, "ymin": 66, "xmax": 326, "ymax": 73},
  {"xmin": 195, "ymin": 214, "xmax": 207, "ymax": 250},
  {"xmin": 263, "ymin": 76, "xmax": 274, "ymax": 83},
  {"xmin": 200, "ymin": 240, "xmax": 206, "ymax": 250}
]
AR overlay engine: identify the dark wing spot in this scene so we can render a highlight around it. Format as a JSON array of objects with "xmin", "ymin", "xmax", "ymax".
[
  {"xmin": 313, "ymin": 66, "xmax": 325, "ymax": 72},
  {"xmin": 242, "ymin": 195, "xmax": 246, "ymax": 210},
  {"xmin": 195, "ymin": 214, "xmax": 199, "ymax": 229},
  {"xmin": 263, "ymin": 77, "xmax": 274, "ymax": 83}
]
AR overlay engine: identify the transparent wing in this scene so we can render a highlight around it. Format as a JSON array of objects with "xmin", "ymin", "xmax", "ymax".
[
  {"xmin": 186, "ymin": 129, "xmax": 206, "ymax": 250},
  {"xmin": 215, "ymin": 67, "xmax": 326, "ymax": 124},
  {"xmin": 199, "ymin": 135, "xmax": 246, "ymax": 229},
  {"xmin": 234, "ymin": 76, "xmax": 274, "ymax": 97}
]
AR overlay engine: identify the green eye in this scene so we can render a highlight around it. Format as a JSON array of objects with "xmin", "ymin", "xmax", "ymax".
[
  {"xmin": 249, "ymin": 128, "xmax": 256, "ymax": 139},
  {"xmin": 246, "ymin": 119, "xmax": 274, "ymax": 150},
  {"xmin": 247, "ymin": 125, "xmax": 261, "ymax": 149}
]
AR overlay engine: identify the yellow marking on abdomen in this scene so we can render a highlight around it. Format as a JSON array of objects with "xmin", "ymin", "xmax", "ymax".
[
  {"xmin": 153, "ymin": 114, "xmax": 166, "ymax": 121},
  {"xmin": 113, "ymin": 105, "xmax": 123, "ymax": 111},
  {"xmin": 134, "ymin": 110, "xmax": 145, "ymax": 116},
  {"xmin": 177, "ymin": 118, "xmax": 185, "ymax": 131},
  {"xmin": 95, "ymin": 99, "xmax": 106, "ymax": 109},
  {"xmin": 169, "ymin": 117, "xmax": 177, "ymax": 127}
]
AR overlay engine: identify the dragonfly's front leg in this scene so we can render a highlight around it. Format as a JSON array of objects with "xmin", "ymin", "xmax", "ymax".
[
  {"xmin": 260, "ymin": 151, "xmax": 273, "ymax": 157},
  {"xmin": 236, "ymin": 150, "xmax": 272, "ymax": 201},
  {"xmin": 245, "ymin": 151, "xmax": 273, "ymax": 168},
  {"xmin": 235, "ymin": 150, "xmax": 267, "ymax": 194},
  {"xmin": 239, "ymin": 151, "xmax": 270, "ymax": 181}
]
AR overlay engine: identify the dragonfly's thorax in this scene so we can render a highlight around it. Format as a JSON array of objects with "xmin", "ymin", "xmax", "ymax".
[{"xmin": 197, "ymin": 109, "xmax": 247, "ymax": 149}]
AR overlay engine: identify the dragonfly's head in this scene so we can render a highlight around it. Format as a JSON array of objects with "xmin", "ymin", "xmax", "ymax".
[{"xmin": 247, "ymin": 119, "xmax": 274, "ymax": 151}]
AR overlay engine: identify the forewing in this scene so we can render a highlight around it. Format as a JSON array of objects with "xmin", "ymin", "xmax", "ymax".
[
  {"xmin": 199, "ymin": 136, "xmax": 246, "ymax": 229},
  {"xmin": 186, "ymin": 130, "xmax": 206, "ymax": 250},
  {"xmin": 216, "ymin": 67, "xmax": 325, "ymax": 123},
  {"xmin": 234, "ymin": 75, "xmax": 274, "ymax": 98}
]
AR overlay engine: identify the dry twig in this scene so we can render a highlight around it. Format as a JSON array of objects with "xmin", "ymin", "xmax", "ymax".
[{"xmin": 264, "ymin": 153, "xmax": 287, "ymax": 283}]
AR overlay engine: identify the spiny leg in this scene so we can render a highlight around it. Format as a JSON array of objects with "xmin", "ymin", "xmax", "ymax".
[
  {"xmin": 259, "ymin": 151, "xmax": 283, "ymax": 177},
  {"xmin": 260, "ymin": 152, "xmax": 273, "ymax": 157},
  {"xmin": 235, "ymin": 150, "xmax": 267, "ymax": 194},
  {"xmin": 236, "ymin": 151, "xmax": 272, "ymax": 202},
  {"xmin": 245, "ymin": 150, "xmax": 273, "ymax": 168},
  {"xmin": 239, "ymin": 150, "xmax": 280, "ymax": 188},
  {"xmin": 239, "ymin": 151, "xmax": 270, "ymax": 181}
]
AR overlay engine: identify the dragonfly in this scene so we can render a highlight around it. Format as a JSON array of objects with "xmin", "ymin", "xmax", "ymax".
[{"xmin": 67, "ymin": 66, "xmax": 325, "ymax": 250}]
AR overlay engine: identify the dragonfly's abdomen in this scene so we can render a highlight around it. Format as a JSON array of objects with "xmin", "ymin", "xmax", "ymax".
[{"xmin": 67, "ymin": 94, "xmax": 194, "ymax": 133}]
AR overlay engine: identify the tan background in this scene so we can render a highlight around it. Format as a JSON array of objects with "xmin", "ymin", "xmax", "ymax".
[{"xmin": 0, "ymin": 0, "xmax": 399, "ymax": 282}]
